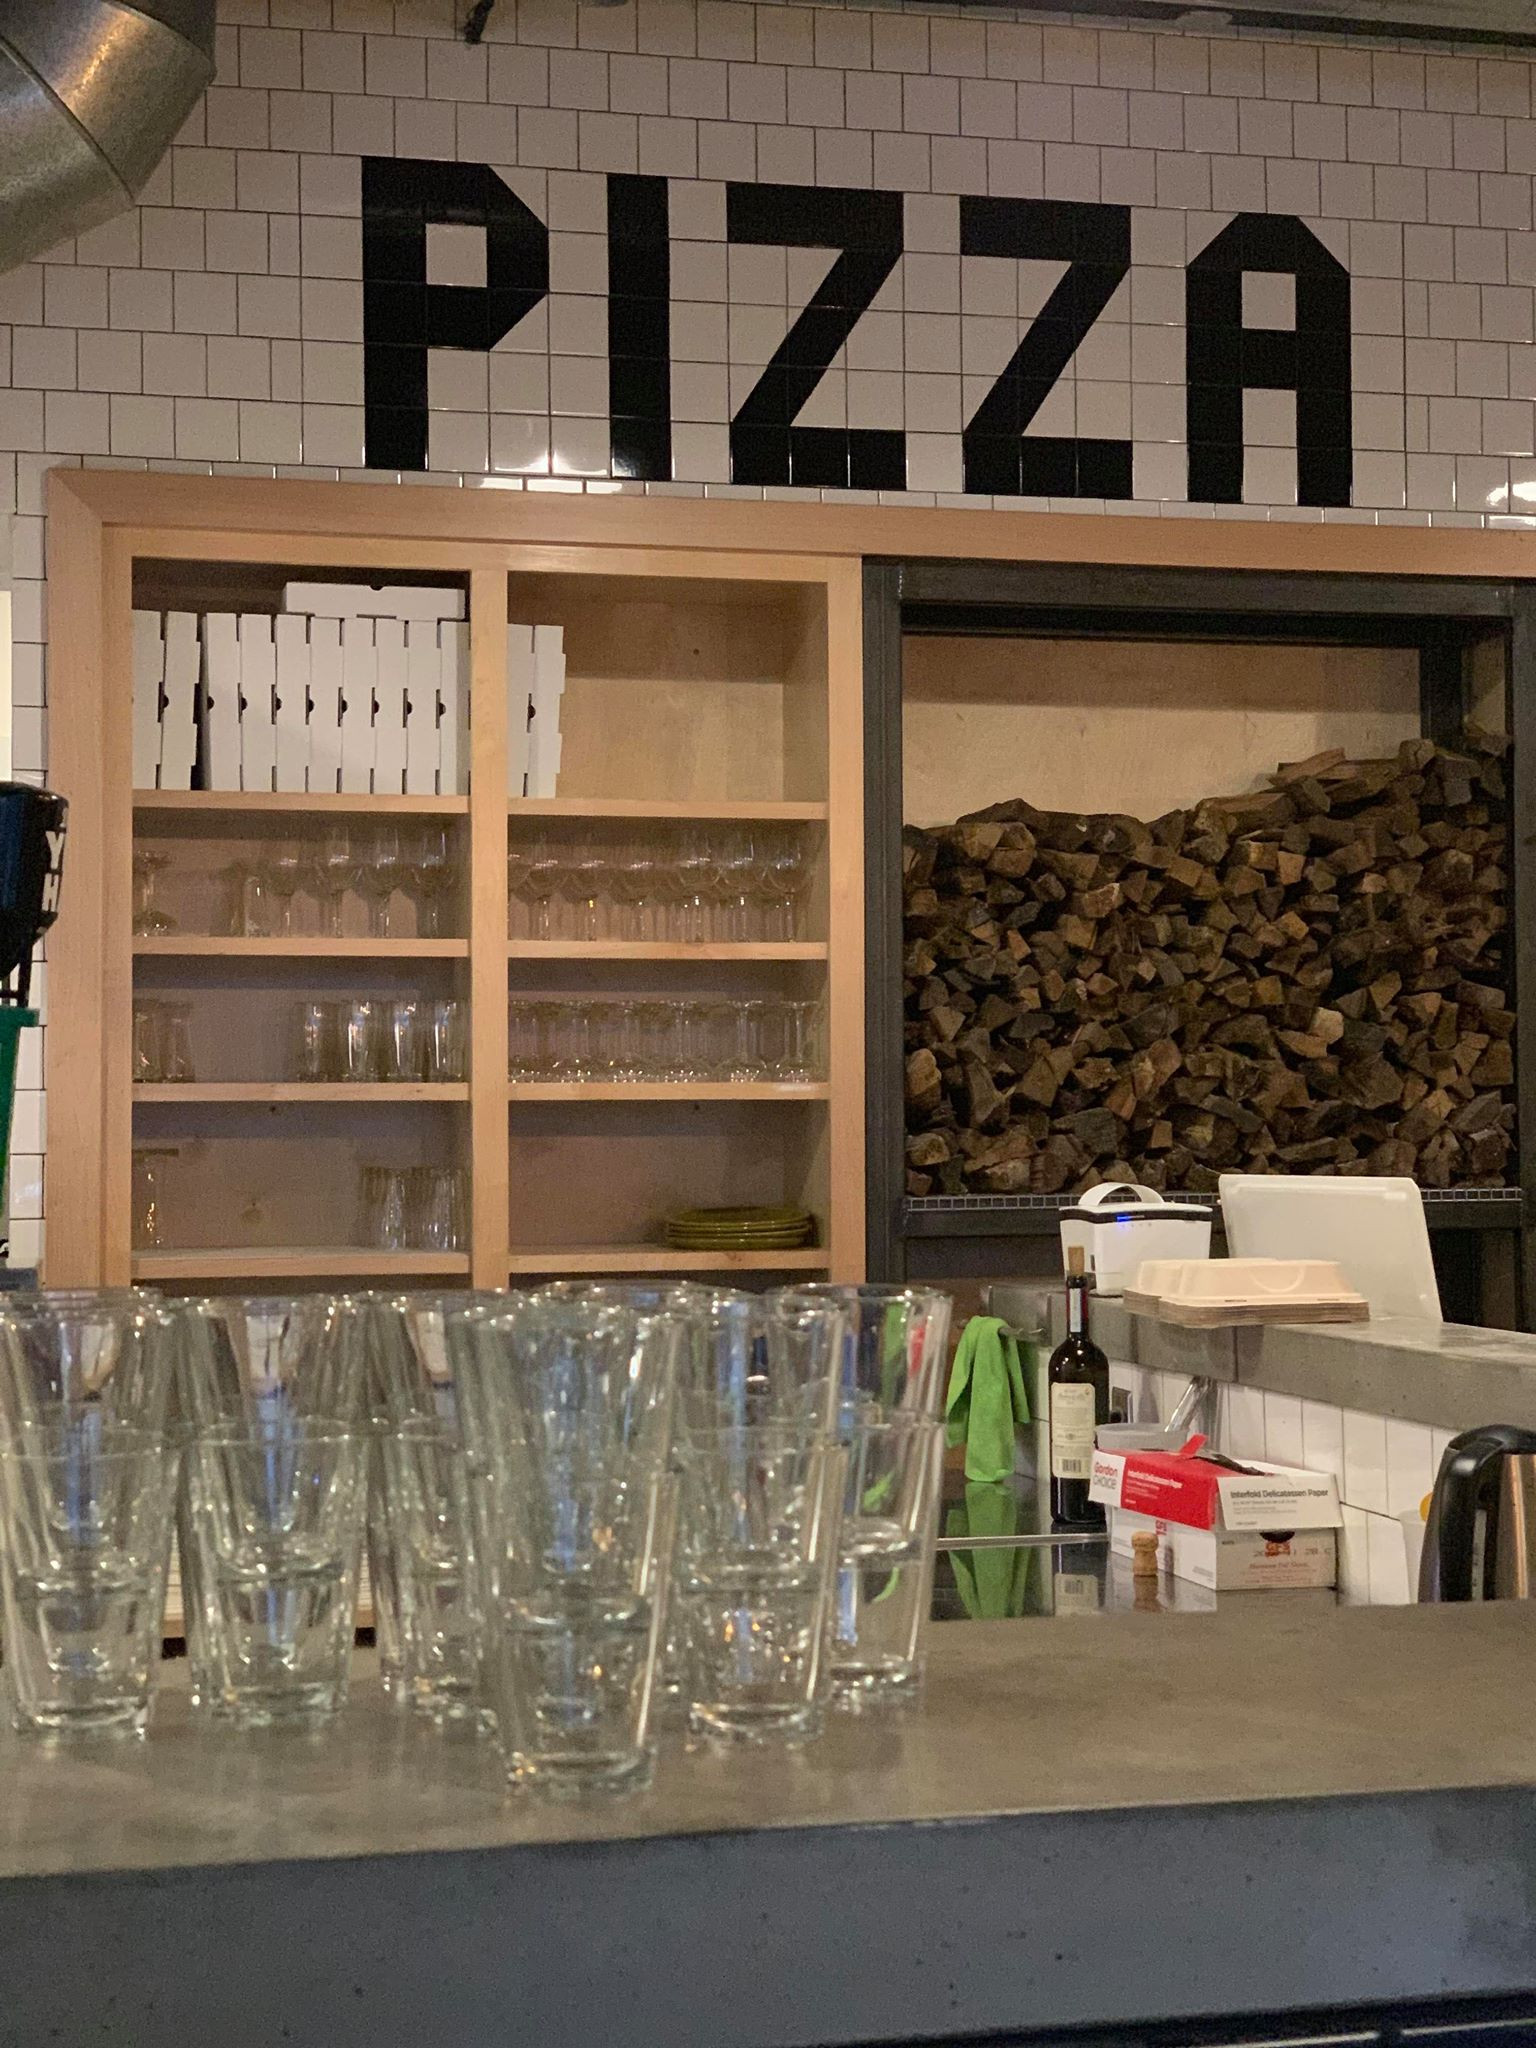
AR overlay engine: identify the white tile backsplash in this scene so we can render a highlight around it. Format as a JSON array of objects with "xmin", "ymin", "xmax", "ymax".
[
  {"xmin": 1342, "ymin": 1408, "xmax": 1390, "ymax": 1515},
  {"xmin": 1384, "ymin": 1416, "xmax": 1436, "ymax": 1520}
]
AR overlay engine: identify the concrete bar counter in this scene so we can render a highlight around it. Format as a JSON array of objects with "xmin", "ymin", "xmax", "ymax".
[{"xmin": 3, "ymin": 1610, "xmax": 1536, "ymax": 2047}]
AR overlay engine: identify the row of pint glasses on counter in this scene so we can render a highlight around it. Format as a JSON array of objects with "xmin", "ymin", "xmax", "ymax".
[{"xmin": 0, "ymin": 1285, "xmax": 951, "ymax": 1793}]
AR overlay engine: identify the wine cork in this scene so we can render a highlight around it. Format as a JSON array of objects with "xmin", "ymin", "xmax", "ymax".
[{"xmin": 1131, "ymin": 1530, "xmax": 1160, "ymax": 1579}]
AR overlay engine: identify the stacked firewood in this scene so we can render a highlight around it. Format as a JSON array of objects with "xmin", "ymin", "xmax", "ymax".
[{"xmin": 903, "ymin": 735, "xmax": 1513, "ymax": 1198}]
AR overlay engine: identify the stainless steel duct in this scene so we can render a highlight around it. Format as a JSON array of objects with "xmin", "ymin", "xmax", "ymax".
[{"xmin": 0, "ymin": 0, "xmax": 215, "ymax": 273}]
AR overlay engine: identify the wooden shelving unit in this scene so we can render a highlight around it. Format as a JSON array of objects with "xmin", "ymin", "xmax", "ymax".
[{"xmin": 48, "ymin": 470, "xmax": 865, "ymax": 1290}]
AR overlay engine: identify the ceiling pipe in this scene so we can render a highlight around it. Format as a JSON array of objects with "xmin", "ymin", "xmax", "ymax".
[{"xmin": 0, "ymin": 0, "xmax": 215, "ymax": 274}]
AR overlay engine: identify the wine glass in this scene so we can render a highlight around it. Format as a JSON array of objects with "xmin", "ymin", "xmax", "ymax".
[
  {"xmin": 315, "ymin": 827, "xmax": 356, "ymax": 938},
  {"xmin": 507, "ymin": 838, "xmax": 533, "ymax": 938},
  {"xmin": 410, "ymin": 826, "xmax": 457, "ymax": 939},
  {"xmin": 710, "ymin": 828, "xmax": 756, "ymax": 942},
  {"xmin": 518, "ymin": 836, "xmax": 568, "ymax": 942},
  {"xmin": 262, "ymin": 840, "xmax": 308, "ymax": 937},
  {"xmin": 565, "ymin": 837, "xmax": 611, "ymax": 943},
  {"xmin": 131, "ymin": 852, "xmax": 177, "ymax": 937},
  {"xmin": 759, "ymin": 830, "xmax": 813, "ymax": 941},
  {"xmin": 675, "ymin": 829, "xmax": 714, "ymax": 945},
  {"xmin": 353, "ymin": 825, "xmax": 404, "ymax": 939},
  {"xmin": 607, "ymin": 837, "xmax": 656, "ymax": 941}
]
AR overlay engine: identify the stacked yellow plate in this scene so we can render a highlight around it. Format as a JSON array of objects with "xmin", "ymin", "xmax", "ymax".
[{"xmin": 664, "ymin": 1205, "xmax": 816, "ymax": 1252}]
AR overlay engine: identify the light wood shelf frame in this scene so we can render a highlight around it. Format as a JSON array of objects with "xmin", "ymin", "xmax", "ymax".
[
  {"xmin": 506, "ymin": 1246, "xmax": 828, "ymax": 1275},
  {"xmin": 132, "ymin": 1248, "xmax": 472, "ymax": 1280},
  {"xmin": 135, "ymin": 1083, "xmax": 469, "ymax": 1103},
  {"xmin": 133, "ymin": 937, "xmax": 470, "ymax": 959},
  {"xmin": 49, "ymin": 470, "xmax": 866, "ymax": 1290},
  {"xmin": 507, "ymin": 1082, "xmax": 828, "ymax": 1101},
  {"xmin": 135, "ymin": 791, "xmax": 469, "ymax": 815}
]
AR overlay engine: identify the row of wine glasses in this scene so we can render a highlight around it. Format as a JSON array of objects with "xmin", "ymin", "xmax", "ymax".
[
  {"xmin": 132, "ymin": 827, "xmax": 462, "ymax": 941},
  {"xmin": 508, "ymin": 996, "xmax": 822, "ymax": 1084},
  {"xmin": 507, "ymin": 826, "xmax": 814, "ymax": 943}
]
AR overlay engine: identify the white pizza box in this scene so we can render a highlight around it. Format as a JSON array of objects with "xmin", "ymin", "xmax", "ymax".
[
  {"xmin": 238, "ymin": 613, "xmax": 277, "ymax": 793},
  {"xmin": 131, "ymin": 610, "xmax": 164, "ymax": 789},
  {"xmin": 404, "ymin": 619, "xmax": 441, "ymax": 797},
  {"xmin": 282, "ymin": 582, "xmax": 465, "ymax": 621},
  {"xmin": 273, "ymin": 615, "xmax": 311, "ymax": 794},
  {"xmin": 160, "ymin": 612, "xmax": 200, "ymax": 791},
  {"xmin": 307, "ymin": 616, "xmax": 343, "ymax": 795},
  {"xmin": 372, "ymin": 617, "xmax": 409, "ymax": 796}
]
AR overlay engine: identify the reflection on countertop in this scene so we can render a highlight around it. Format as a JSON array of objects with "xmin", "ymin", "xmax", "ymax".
[{"xmin": 934, "ymin": 1427, "xmax": 1350, "ymax": 1622}]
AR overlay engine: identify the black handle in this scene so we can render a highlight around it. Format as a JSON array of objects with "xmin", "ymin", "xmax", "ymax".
[{"xmin": 1435, "ymin": 1426, "xmax": 1536, "ymax": 1601}]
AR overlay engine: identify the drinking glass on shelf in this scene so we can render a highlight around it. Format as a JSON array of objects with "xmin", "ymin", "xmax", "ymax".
[
  {"xmin": 565, "ymin": 838, "xmax": 613, "ymax": 943},
  {"xmin": 133, "ymin": 1000, "xmax": 160, "ymax": 1084},
  {"xmin": 262, "ymin": 841, "xmax": 308, "ymax": 937},
  {"xmin": 426, "ymin": 998, "xmax": 467, "ymax": 1083},
  {"xmin": 548, "ymin": 1000, "xmax": 595, "ymax": 1081},
  {"xmin": 217, "ymin": 861, "xmax": 269, "ymax": 939},
  {"xmin": 131, "ymin": 852, "xmax": 176, "ymax": 938},
  {"xmin": 409, "ymin": 1167, "xmax": 467, "ymax": 1253},
  {"xmin": 157, "ymin": 1002, "xmax": 195, "ymax": 1083},
  {"xmin": 410, "ymin": 826, "xmax": 457, "ymax": 939},
  {"xmin": 316, "ymin": 828, "xmax": 355, "ymax": 939},
  {"xmin": 293, "ymin": 999, "xmax": 340, "ymax": 1083},
  {"xmin": 362, "ymin": 1166, "xmax": 410, "ymax": 1250},
  {"xmin": 0, "ymin": 1420, "xmax": 178, "ymax": 1738},
  {"xmin": 507, "ymin": 999, "xmax": 542, "ymax": 1080},
  {"xmin": 387, "ymin": 999, "xmax": 425, "ymax": 1083},
  {"xmin": 354, "ymin": 826, "xmax": 404, "ymax": 939},
  {"xmin": 342, "ymin": 998, "xmax": 383, "ymax": 1083},
  {"xmin": 608, "ymin": 838, "xmax": 657, "ymax": 941},
  {"xmin": 675, "ymin": 829, "xmax": 714, "ymax": 945},
  {"xmin": 759, "ymin": 830, "xmax": 814, "ymax": 941},
  {"xmin": 131, "ymin": 1149, "xmax": 172, "ymax": 1250},
  {"xmin": 710, "ymin": 829, "xmax": 757, "ymax": 943},
  {"xmin": 517, "ymin": 837, "xmax": 568, "ymax": 943},
  {"xmin": 778, "ymin": 999, "xmax": 823, "ymax": 1083}
]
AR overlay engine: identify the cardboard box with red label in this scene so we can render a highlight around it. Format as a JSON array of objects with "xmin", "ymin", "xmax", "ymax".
[{"xmin": 1089, "ymin": 1440, "xmax": 1343, "ymax": 1591}]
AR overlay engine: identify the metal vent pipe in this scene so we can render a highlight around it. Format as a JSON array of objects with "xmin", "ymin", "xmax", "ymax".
[{"xmin": 0, "ymin": 0, "xmax": 215, "ymax": 274}]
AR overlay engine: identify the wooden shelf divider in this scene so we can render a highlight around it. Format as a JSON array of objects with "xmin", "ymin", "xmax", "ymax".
[
  {"xmin": 134, "ymin": 791, "xmax": 469, "ymax": 815},
  {"xmin": 506, "ymin": 940, "xmax": 828, "ymax": 961},
  {"xmin": 506, "ymin": 1246, "xmax": 829, "ymax": 1275},
  {"xmin": 508, "ymin": 798, "xmax": 828, "ymax": 821},
  {"xmin": 132, "ymin": 1248, "xmax": 472, "ymax": 1280},
  {"xmin": 135, "ymin": 1083, "xmax": 469, "ymax": 1103},
  {"xmin": 133, "ymin": 936, "xmax": 469, "ymax": 959},
  {"xmin": 507, "ymin": 1081, "xmax": 829, "ymax": 1101}
]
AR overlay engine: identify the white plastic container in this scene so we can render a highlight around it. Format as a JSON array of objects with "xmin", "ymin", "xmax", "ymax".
[{"xmin": 1058, "ymin": 1183, "xmax": 1212, "ymax": 1295}]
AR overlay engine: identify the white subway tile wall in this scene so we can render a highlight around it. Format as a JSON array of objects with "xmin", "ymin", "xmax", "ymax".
[{"xmin": 12, "ymin": 1, "xmax": 1536, "ymax": 1258}]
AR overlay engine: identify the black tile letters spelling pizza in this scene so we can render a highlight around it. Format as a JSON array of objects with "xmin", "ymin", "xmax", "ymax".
[
  {"xmin": 361, "ymin": 157, "xmax": 549, "ymax": 472},
  {"xmin": 1186, "ymin": 212, "xmax": 1353, "ymax": 508},
  {"xmin": 725, "ymin": 182, "xmax": 906, "ymax": 490},
  {"xmin": 959, "ymin": 197, "xmax": 1132, "ymax": 500}
]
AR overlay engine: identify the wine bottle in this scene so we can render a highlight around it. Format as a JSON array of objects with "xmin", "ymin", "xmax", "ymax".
[{"xmin": 1048, "ymin": 1245, "xmax": 1109, "ymax": 1530}]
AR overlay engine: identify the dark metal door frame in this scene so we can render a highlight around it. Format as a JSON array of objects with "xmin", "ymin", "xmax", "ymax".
[{"xmin": 864, "ymin": 557, "xmax": 1533, "ymax": 1317}]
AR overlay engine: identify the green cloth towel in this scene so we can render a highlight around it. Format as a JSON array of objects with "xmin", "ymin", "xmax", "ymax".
[
  {"xmin": 945, "ymin": 1483, "xmax": 1040, "ymax": 1620},
  {"xmin": 945, "ymin": 1316, "xmax": 1031, "ymax": 1484}
]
